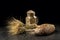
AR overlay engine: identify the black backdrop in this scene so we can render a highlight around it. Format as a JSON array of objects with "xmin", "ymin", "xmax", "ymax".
[{"xmin": 0, "ymin": 0, "xmax": 60, "ymax": 27}]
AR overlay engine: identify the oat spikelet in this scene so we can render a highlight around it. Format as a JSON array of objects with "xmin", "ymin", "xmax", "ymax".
[{"xmin": 7, "ymin": 17, "xmax": 24, "ymax": 35}]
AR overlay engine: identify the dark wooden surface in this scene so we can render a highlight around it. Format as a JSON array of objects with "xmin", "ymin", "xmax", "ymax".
[{"xmin": 0, "ymin": 24, "xmax": 60, "ymax": 40}]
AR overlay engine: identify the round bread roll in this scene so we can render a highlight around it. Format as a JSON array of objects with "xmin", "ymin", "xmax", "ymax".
[
  {"xmin": 42, "ymin": 24, "xmax": 55, "ymax": 34},
  {"xmin": 34, "ymin": 24, "xmax": 55, "ymax": 35}
]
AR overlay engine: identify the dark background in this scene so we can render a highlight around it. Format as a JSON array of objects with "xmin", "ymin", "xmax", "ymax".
[
  {"xmin": 0, "ymin": 0, "xmax": 60, "ymax": 27},
  {"xmin": 0, "ymin": 0, "xmax": 60, "ymax": 40}
]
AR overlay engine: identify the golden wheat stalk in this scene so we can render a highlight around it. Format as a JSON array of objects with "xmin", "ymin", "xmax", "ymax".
[{"xmin": 7, "ymin": 17, "xmax": 25, "ymax": 35}]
